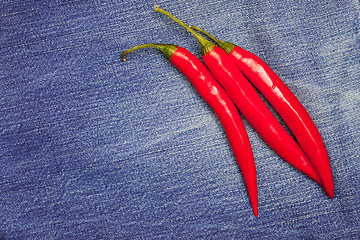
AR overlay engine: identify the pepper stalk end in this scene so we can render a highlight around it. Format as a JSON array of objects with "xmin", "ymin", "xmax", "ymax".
[
  {"xmin": 154, "ymin": 5, "xmax": 216, "ymax": 56},
  {"xmin": 189, "ymin": 25, "xmax": 236, "ymax": 54}
]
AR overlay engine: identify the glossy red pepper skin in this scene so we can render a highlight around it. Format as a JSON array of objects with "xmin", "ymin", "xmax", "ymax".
[
  {"xmin": 203, "ymin": 47, "xmax": 322, "ymax": 186},
  {"xmin": 154, "ymin": 6, "xmax": 322, "ymax": 186},
  {"xmin": 121, "ymin": 44, "xmax": 258, "ymax": 217},
  {"xmin": 188, "ymin": 25, "xmax": 333, "ymax": 198},
  {"xmin": 229, "ymin": 46, "xmax": 334, "ymax": 198}
]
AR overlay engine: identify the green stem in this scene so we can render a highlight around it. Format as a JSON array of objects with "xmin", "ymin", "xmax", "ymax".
[
  {"xmin": 154, "ymin": 5, "xmax": 215, "ymax": 55},
  {"xmin": 189, "ymin": 25, "xmax": 236, "ymax": 54},
  {"xmin": 189, "ymin": 25, "xmax": 224, "ymax": 45},
  {"xmin": 120, "ymin": 43, "xmax": 178, "ymax": 61}
]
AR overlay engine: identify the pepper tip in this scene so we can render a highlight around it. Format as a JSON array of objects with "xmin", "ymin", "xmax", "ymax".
[
  {"xmin": 325, "ymin": 187, "xmax": 334, "ymax": 199},
  {"xmin": 154, "ymin": 4, "xmax": 159, "ymax": 11},
  {"xmin": 253, "ymin": 208, "xmax": 258, "ymax": 217}
]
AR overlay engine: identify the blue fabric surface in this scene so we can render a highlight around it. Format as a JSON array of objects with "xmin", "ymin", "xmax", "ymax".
[{"xmin": 1, "ymin": 0, "xmax": 359, "ymax": 239}]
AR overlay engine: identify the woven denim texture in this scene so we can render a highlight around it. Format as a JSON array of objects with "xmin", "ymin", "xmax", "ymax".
[{"xmin": 1, "ymin": 0, "xmax": 359, "ymax": 239}]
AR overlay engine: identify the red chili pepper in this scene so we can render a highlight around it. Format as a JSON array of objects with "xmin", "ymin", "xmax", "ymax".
[
  {"xmin": 154, "ymin": 5, "xmax": 323, "ymax": 187},
  {"xmin": 121, "ymin": 43, "xmax": 258, "ymax": 216},
  {"xmin": 189, "ymin": 26, "xmax": 334, "ymax": 198}
]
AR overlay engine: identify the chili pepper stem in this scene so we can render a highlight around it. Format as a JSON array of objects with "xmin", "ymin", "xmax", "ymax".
[
  {"xmin": 154, "ymin": 5, "xmax": 215, "ymax": 55},
  {"xmin": 189, "ymin": 25, "xmax": 236, "ymax": 54},
  {"xmin": 120, "ymin": 43, "xmax": 178, "ymax": 61}
]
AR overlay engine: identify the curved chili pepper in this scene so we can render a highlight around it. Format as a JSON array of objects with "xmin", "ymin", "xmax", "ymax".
[
  {"xmin": 154, "ymin": 5, "xmax": 323, "ymax": 187},
  {"xmin": 121, "ymin": 43, "xmax": 258, "ymax": 216},
  {"xmin": 189, "ymin": 26, "xmax": 334, "ymax": 198}
]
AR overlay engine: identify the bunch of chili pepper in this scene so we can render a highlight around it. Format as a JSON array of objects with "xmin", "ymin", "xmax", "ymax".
[{"xmin": 121, "ymin": 5, "xmax": 334, "ymax": 217}]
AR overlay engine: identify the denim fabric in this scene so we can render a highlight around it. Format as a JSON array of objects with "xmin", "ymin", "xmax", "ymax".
[{"xmin": 1, "ymin": 0, "xmax": 359, "ymax": 239}]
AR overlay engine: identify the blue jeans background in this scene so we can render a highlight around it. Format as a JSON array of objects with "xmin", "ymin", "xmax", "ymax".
[{"xmin": 1, "ymin": 0, "xmax": 359, "ymax": 239}]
